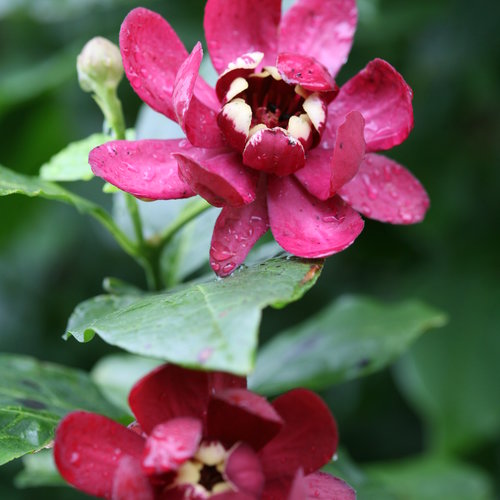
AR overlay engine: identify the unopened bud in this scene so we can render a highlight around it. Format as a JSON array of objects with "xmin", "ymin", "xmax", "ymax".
[{"xmin": 77, "ymin": 36, "xmax": 123, "ymax": 93}]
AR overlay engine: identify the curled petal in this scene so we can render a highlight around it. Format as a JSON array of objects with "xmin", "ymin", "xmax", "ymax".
[
  {"xmin": 112, "ymin": 456, "xmax": 154, "ymax": 500},
  {"xmin": 339, "ymin": 153, "xmax": 430, "ymax": 224},
  {"xmin": 175, "ymin": 149, "xmax": 258, "ymax": 207},
  {"xmin": 129, "ymin": 365, "xmax": 245, "ymax": 434},
  {"xmin": 258, "ymin": 389, "xmax": 338, "ymax": 481},
  {"xmin": 216, "ymin": 52, "xmax": 264, "ymax": 103},
  {"xmin": 218, "ymin": 98, "xmax": 253, "ymax": 152},
  {"xmin": 89, "ymin": 139, "xmax": 195, "ymax": 200},
  {"xmin": 173, "ymin": 43, "xmax": 225, "ymax": 148},
  {"xmin": 54, "ymin": 411, "xmax": 145, "ymax": 499},
  {"xmin": 243, "ymin": 128, "xmax": 306, "ymax": 176},
  {"xmin": 210, "ymin": 181, "xmax": 269, "ymax": 276},
  {"xmin": 120, "ymin": 8, "xmax": 188, "ymax": 121},
  {"xmin": 207, "ymin": 389, "xmax": 283, "ymax": 451},
  {"xmin": 268, "ymin": 176, "xmax": 364, "ymax": 258},
  {"xmin": 302, "ymin": 472, "xmax": 356, "ymax": 500},
  {"xmin": 327, "ymin": 59, "xmax": 414, "ymax": 152},
  {"xmin": 277, "ymin": 53, "xmax": 337, "ymax": 93},
  {"xmin": 278, "ymin": 0, "xmax": 357, "ymax": 77},
  {"xmin": 224, "ymin": 443, "xmax": 265, "ymax": 497},
  {"xmin": 142, "ymin": 418, "xmax": 202, "ymax": 475},
  {"xmin": 204, "ymin": 0, "xmax": 281, "ymax": 73},
  {"xmin": 296, "ymin": 111, "xmax": 365, "ymax": 200}
]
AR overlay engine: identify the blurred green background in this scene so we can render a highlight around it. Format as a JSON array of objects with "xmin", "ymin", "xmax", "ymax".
[{"xmin": 0, "ymin": 0, "xmax": 499, "ymax": 498}]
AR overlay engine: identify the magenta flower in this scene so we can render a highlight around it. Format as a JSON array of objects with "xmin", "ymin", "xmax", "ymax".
[
  {"xmin": 54, "ymin": 364, "xmax": 354, "ymax": 499},
  {"xmin": 89, "ymin": 0, "xmax": 429, "ymax": 277}
]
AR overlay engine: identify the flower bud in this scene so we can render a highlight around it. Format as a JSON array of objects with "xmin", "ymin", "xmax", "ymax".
[{"xmin": 77, "ymin": 36, "xmax": 123, "ymax": 93}]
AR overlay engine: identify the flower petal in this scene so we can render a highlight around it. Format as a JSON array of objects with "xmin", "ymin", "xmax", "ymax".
[
  {"xmin": 174, "ymin": 149, "xmax": 258, "ymax": 207},
  {"xmin": 303, "ymin": 472, "xmax": 356, "ymax": 499},
  {"xmin": 267, "ymin": 176, "xmax": 364, "ymax": 258},
  {"xmin": 210, "ymin": 179, "xmax": 269, "ymax": 276},
  {"xmin": 120, "ymin": 8, "xmax": 188, "ymax": 121},
  {"xmin": 54, "ymin": 411, "xmax": 145, "ymax": 498},
  {"xmin": 173, "ymin": 43, "xmax": 225, "ymax": 149},
  {"xmin": 295, "ymin": 111, "xmax": 365, "ymax": 200},
  {"xmin": 129, "ymin": 365, "xmax": 245, "ymax": 434},
  {"xmin": 258, "ymin": 389, "xmax": 337, "ymax": 481},
  {"xmin": 243, "ymin": 128, "xmax": 306, "ymax": 176},
  {"xmin": 326, "ymin": 59, "xmax": 414, "ymax": 152},
  {"xmin": 224, "ymin": 443, "xmax": 265, "ymax": 496},
  {"xmin": 277, "ymin": 53, "xmax": 337, "ymax": 93},
  {"xmin": 204, "ymin": 0, "xmax": 281, "ymax": 73},
  {"xmin": 278, "ymin": 0, "xmax": 357, "ymax": 77},
  {"xmin": 142, "ymin": 418, "xmax": 202, "ymax": 475},
  {"xmin": 112, "ymin": 456, "xmax": 155, "ymax": 500},
  {"xmin": 339, "ymin": 153, "xmax": 430, "ymax": 224},
  {"xmin": 207, "ymin": 389, "xmax": 283, "ymax": 451},
  {"xmin": 89, "ymin": 139, "xmax": 196, "ymax": 200}
]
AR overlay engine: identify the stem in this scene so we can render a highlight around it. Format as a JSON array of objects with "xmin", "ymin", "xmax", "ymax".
[
  {"xmin": 153, "ymin": 198, "xmax": 211, "ymax": 252},
  {"xmin": 125, "ymin": 193, "xmax": 145, "ymax": 247}
]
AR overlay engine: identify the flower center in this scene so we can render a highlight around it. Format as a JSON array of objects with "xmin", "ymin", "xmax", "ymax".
[{"xmin": 173, "ymin": 440, "xmax": 232, "ymax": 497}]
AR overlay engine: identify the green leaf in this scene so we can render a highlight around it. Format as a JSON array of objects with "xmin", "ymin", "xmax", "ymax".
[
  {"xmin": 0, "ymin": 353, "xmax": 123, "ymax": 465},
  {"xmin": 14, "ymin": 449, "xmax": 65, "ymax": 488},
  {"xmin": 0, "ymin": 164, "xmax": 138, "ymax": 259},
  {"xmin": 363, "ymin": 457, "xmax": 494, "ymax": 500},
  {"xmin": 324, "ymin": 453, "xmax": 494, "ymax": 500},
  {"xmin": 66, "ymin": 257, "xmax": 323, "ymax": 375},
  {"xmin": 249, "ymin": 295, "xmax": 446, "ymax": 395},
  {"xmin": 39, "ymin": 133, "xmax": 106, "ymax": 181},
  {"xmin": 91, "ymin": 354, "xmax": 162, "ymax": 412}
]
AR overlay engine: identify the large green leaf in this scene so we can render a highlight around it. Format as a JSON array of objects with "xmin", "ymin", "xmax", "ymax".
[
  {"xmin": 249, "ymin": 296, "xmax": 446, "ymax": 395},
  {"xmin": 324, "ymin": 453, "xmax": 494, "ymax": 500},
  {"xmin": 66, "ymin": 257, "xmax": 323, "ymax": 375},
  {"xmin": 0, "ymin": 354, "xmax": 123, "ymax": 465}
]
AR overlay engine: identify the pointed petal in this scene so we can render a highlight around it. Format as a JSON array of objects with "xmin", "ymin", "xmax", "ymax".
[
  {"xmin": 296, "ymin": 111, "xmax": 365, "ymax": 200},
  {"xmin": 268, "ymin": 176, "xmax": 364, "ymax": 258},
  {"xmin": 142, "ymin": 418, "xmax": 202, "ymax": 475},
  {"xmin": 129, "ymin": 365, "xmax": 245, "ymax": 434},
  {"xmin": 173, "ymin": 43, "xmax": 225, "ymax": 148},
  {"xmin": 210, "ymin": 180, "xmax": 269, "ymax": 276},
  {"xmin": 112, "ymin": 456, "xmax": 155, "ymax": 500},
  {"xmin": 258, "ymin": 389, "xmax": 337, "ymax": 481},
  {"xmin": 243, "ymin": 128, "xmax": 306, "ymax": 176},
  {"xmin": 207, "ymin": 389, "xmax": 283, "ymax": 451},
  {"xmin": 54, "ymin": 411, "xmax": 145, "ymax": 499},
  {"xmin": 327, "ymin": 59, "xmax": 414, "ymax": 152},
  {"xmin": 120, "ymin": 8, "xmax": 188, "ymax": 121},
  {"xmin": 89, "ymin": 139, "xmax": 196, "ymax": 200},
  {"xmin": 174, "ymin": 149, "xmax": 258, "ymax": 207},
  {"xmin": 224, "ymin": 443, "xmax": 265, "ymax": 496},
  {"xmin": 278, "ymin": 0, "xmax": 357, "ymax": 77},
  {"xmin": 339, "ymin": 153, "xmax": 430, "ymax": 224},
  {"xmin": 303, "ymin": 472, "xmax": 356, "ymax": 500},
  {"xmin": 204, "ymin": 0, "xmax": 281, "ymax": 73},
  {"xmin": 277, "ymin": 53, "xmax": 337, "ymax": 92}
]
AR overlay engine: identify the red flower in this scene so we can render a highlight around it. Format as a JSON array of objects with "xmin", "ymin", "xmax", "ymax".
[
  {"xmin": 54, "ymin": 365, "xmax": 354, "ymax": 499},
  {"xmin": 89, "ymin": 0, "xmax": 429, "ymax": 277}
]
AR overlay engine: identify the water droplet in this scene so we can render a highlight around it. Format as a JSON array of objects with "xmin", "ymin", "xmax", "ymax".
[
  {"xmin": 70, "ymin": 452, "xmax": 80, "ymax": 464},
  {"xmin": 361, "ymin": 203, "xmax": 372, "ymax": 216},
  {"xmin": 222, "ymin": 262, "xmax": 236, "ymax": 274},
  {"xmin": 322, "ymin": 215, "xmax": 341, "ymax": 223},
  {"xmin": 383, "ymin": 164, "xmax": 393, "ymax": 181},
  {"xmin": 211, "ymin": 262, "xmax": 220, "ymax": 272},
  {"xmin": 210, "ymin": 243, "xmax": 235, "ymax": 261},
  {"xmin": 142, "ymin": 167, "xmax": 155, "ymax": 181},
  {"xmin": 106, "ymin": 145, "xmax": 117, "ymax": 156},
  {"xmin": 398, "ymin": 207, "xmax": 414, "ymax": 223}
]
